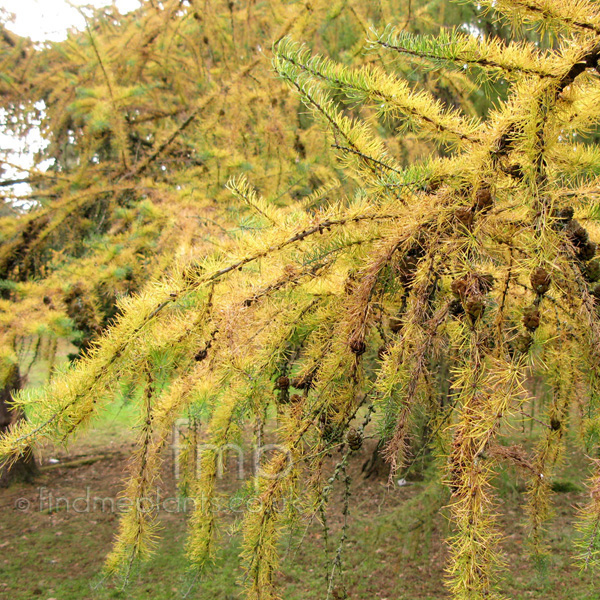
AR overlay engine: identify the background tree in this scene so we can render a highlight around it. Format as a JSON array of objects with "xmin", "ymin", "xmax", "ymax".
[{"xmin": 4, "ymin": 0, "xmax": 600, "ymax": 599}]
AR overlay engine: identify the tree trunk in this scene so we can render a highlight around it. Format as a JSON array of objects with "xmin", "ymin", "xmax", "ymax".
[
  {"xmin": 0, "ymin": 364, "xmax": 37, "ymax": 487},
  {"xmin": 361, "ymin": 440, "xmax": 390, "ymax": 480}
]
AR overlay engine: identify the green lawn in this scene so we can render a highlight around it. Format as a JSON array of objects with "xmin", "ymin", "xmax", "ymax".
[{"xmin": 1, "ymin": 404, "xmax": 598, "ymax": 599}]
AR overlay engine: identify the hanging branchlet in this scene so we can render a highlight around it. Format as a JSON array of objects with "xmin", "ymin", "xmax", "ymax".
[
  {"xmin": 446, "ymin": 335, "xmax": 528, "ymax": 600},
  {"xmin": 104, "ymin": 362, "xmax": 160, "ymax": 581}
]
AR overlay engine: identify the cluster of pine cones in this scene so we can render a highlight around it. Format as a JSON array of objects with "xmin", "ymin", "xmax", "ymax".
[
  {"xmin": 510, "ymin": 267, "xmax": 552, "ymax": 355},
  {"xmin": 555, "ymin": 207, "xmax": 600, "ymax": 299},
  {"xmin": 449, "ymin": 272, "xmax": 494, "ymax": 323}
]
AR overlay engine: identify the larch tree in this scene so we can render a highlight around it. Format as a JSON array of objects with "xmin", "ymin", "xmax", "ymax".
[
  {"xmin": 0, "ymin": 0, "xmax": 428, "ymax": 482},
  {"xmin": 3, "ymin": 0, "xmax": 600, "ymax": 599}
]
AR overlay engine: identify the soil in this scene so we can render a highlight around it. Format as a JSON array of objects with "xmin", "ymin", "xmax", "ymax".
[{"xmin": 0, "ymin": 427, "xmax": 597, "ymax": 600}]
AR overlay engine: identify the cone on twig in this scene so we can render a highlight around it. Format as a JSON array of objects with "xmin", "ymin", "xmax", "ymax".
[
  {"xmin": 275, "ymin": 376, "xmax": 290, "ymax": 390},
  {"xmin": 473, "ymin": 186, "xmax": 494, "ymax": 213},
  {"xmin": 464, "ymin": 297, "xmax": 485, "ymax": 322},
  {"xmin": 530, "ymin": 267, "xmax": 551, "ymax": 296},
  {"xmin": 578, "ymin": 241, "xmax": 597, "ymax": 262},
  {"xmin": 512, "ymin": 332, "xmax": 533, "ymax": 354},
  {"xmin": 346, "ymin": 427, "xmax": 363, "ymax": 451},
  {"xmin": 522, "ymin": 306, "xmax": 541, "ymax": 331},
  {"xmin": 566, "ymin": 219, "xmax": 589, "ymax": 247}
]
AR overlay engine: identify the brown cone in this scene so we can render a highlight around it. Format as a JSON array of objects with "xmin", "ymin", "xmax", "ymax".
[
  {"xmin": 473, "ymin": 187, "xmax": 493, "ymax": 212},
  {"xmin": 513, "ymin": 332, "xmax": 533, "ymax": 354},
  {"xmin": 346, "ymin": 427, "xmax": 363, "ymax": 451},
  {"xmin": 455, "ymin": 206, "xmax": 473, "ymax": 226},
  {"xmin": 464, "ymin": 297, "xmax": 484, "ymax": 322},
  {"xmin": 530, "ymin": 267, "xmax": 551, "ymax": 295},
  {"xmin": 350, "ymin": 339, "xmax": 367, "ymax": 355},
  {"xmin": 522, "ymin": 306, "xmax": 540, "ymax": 331},
  {"xmin": 275, "ymin": 376, "xmax": 290, "ymax": 390},
  {"xmin": 449, "ymin": 298, "xmax": 464, "ymax": 316},
  {"xmin": 566, "ymin": 220, "xmax": 589, "ymax": 247},
  {"xmin": 451, "ymin": 277, "xmax": 468, "ymax": 298},
  {"xmin": 557, "ymin": 206, "xmax": 574, "ymax": 223},
  {"xmin": 578, "ymin": 241, "xmax": 597, "ymax": 261}
]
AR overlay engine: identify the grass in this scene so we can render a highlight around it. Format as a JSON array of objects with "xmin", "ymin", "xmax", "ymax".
[{"xmin": 1, "ymin": 396, "xmax": 599, "ymax": 599}]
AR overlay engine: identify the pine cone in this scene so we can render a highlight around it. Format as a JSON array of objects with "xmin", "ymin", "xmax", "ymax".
[
  {"xmin": 397, "ymin": 253, "xmax": 419, "ymax": 286},
  {"xmin": 449, "ymin": 298, "xmax": 464, "ymax": 317},
  {"xmin": 578, "ymin": 241, "xmax": 597, "ymax": 261},
  {"xmin": 479, "ymin": 273, "xmax": 495, "ymax": 292},
  {"xmin": 550, "ymin": 417, "xmax": 561, "ymax": 431},
  {"xmin": 350, "ymin": 339, "xmax": 367, "ymax": 355},
  {"xmin": 557, "ymin": 206, "xmax": 574, "ymax": 224},
  {"xmin": 512, "ymin": 332, "xmax": 533, "ymax": 354},
  {"xmin": 290, "ymin": 394, "xmax": 302, "ymax": 403},
  {"xmin": 291, "ymin": 374, "xmax": 313, "ymax": 390},
  {"xmin": 566, "ymin": 220, "xmax": 589, "ymax": 247},
  {"xmin": 346, "ymin": 427, "xmax": 363, "ymax": 451},
  {"xmin": 344, "ymin": 271, "xmax": 358, "ymax": 295},
  {"xmin": 522, "ymin": 306, "xmax": 540, "ymax": 331},
  {"xmin": 455, "ymin": 206, "xmax": 473, "ymax": 227},
  {"xmin": 506, "ymin": 163, "xmax": 524, "ymax": 179},
  {"xmin": 473, "ymin": 187, "xmax": 493, "ymax": 213},
  {"xmin": 464, "ymin": 297, "xmax": 484, "ymax": 322},
  {"xmin": 530, "ymin": 267, "xmax": 551, "ymax": 295},
  {"xmin": 451, "ymin": 277, "xmax": 468, "ymax": 298},
  {"xmin": 275, "ymin": 376, "xmax": 290, "ymax": 390}
]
